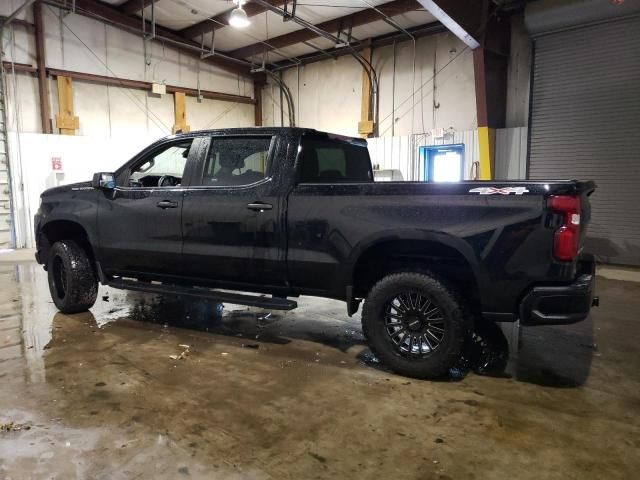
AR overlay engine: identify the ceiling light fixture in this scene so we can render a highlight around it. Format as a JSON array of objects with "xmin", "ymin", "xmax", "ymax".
[{"xmin": 229, "ymin": 0, "xmax": 251, "ymax": 29}]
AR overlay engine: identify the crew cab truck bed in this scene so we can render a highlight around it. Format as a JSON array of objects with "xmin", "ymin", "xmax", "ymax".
[{"xmin": 34, "ymin": 127, "xmax": 597, "ymax": 378}]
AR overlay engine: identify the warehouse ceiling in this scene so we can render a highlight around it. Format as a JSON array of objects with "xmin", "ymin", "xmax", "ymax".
[{"xmin": 96, "ymin": 0, "xmax": 436, "ymax": 65}]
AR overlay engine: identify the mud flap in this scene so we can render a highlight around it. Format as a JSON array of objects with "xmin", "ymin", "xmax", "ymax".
[
  {"xmin": 346, "ymin": 285, "xmax": 361, "ymax": 317},
  {"xmin": 450, "ymin": 320, "xmax": 509, "ymax": 379}
]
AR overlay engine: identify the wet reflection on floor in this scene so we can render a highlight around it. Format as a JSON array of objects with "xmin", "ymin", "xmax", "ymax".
[
  {"xmin": 124, "ymin": 292, "xmax": 367, "ymax": 353},
  {"xmin": 1, "ymin": 262, "xmax": 639, "ymax": 479},
  {"xmin": 1, "ymin": 262, "xmax": 602, "ymax": 387}
]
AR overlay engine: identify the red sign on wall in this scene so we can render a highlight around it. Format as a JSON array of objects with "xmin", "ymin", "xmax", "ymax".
[{"xmin": 51, "ymin": 157, "xmax": 63, "ymax": 172}]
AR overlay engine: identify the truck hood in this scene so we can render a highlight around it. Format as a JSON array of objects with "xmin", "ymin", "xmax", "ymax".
[{"xmin": 41, "ymin": 181, "xmax": 93, "ymax": 197}]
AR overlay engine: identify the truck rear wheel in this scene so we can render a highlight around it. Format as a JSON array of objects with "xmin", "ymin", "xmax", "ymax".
[
  {"xmin": 47, "ymin": 240, "xmax": 98, "ymax": 314},
  {"xmin": 361, "ymin": 272, "xmax": 471, "ymax": 379}
]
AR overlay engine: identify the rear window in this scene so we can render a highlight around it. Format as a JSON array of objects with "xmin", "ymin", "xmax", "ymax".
[{"xmin": 297, "ymin": 138, "xmax": 372, "ymax": 183}]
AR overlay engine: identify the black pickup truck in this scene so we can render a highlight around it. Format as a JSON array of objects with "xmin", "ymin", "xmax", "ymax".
[{"xmin": 34, "ymin": 128, "xmax": 598, "ymax": 378}]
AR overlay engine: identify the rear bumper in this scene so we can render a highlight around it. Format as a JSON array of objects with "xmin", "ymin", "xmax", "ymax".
[{"xmin": 520, "ymin": 256, "xmax": 598, "ymax": 326}]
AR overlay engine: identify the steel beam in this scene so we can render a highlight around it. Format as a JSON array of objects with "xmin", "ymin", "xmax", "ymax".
[
  {"xmin": 1, "ymin": 61, "xmax": 37, "ymax": 73},
  {"xmin": 0, "ymin": 16, "xmax": 34, "ymax": 29},
  {"xmin": 228, "ymin": 0, "xmax": 423, "ymax": 60},
  {"xmin": 2, "ymin": 62, "xmax": 255, "ymax": 104},
  {"xmin": 46, "ymin": 68, "xmax": 256, "ymax": 104},
  {"xmin": 473, "ymin": 46, "xmax": 509, "ymax": 129}
]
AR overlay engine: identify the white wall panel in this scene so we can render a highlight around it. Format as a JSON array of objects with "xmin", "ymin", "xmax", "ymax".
[
  {"xmin": 263, "ymin": 32, "xmax": 477, "ymax": 138},
  {"xmin": 275, "ymin": 55, "xmax": 362, "ymax": 136},
  {"xmin": 1, "ymin": 25, "xmax": 35, "ymax": 65},
  {"xmin": 73, "ymin": 82, "xmax": 111, "ymax": 137},
  {"xmin": 59, "ymin": 12, "xmax": 108, "ymax": 75},
  {"xmin": 147, "ymin": 41, "xmax": 181, "ymax": 86},
  {"xmin": 104, "ymin": 24, "xmax": 146, "ymax": 81},
  {"xmin": 109, "ymin": 89, "xmax": 170, "ymax": 138},
  {"xmin": 262, "ymin": 83, "xmax": 277, "ymax": 128},
  {"xmin": 432, "ymin": 36, "xmax": 476, "ymax": 133},
  {"xmin": 5, "ymin": 74, "xmax": 40, "ymax": 134},
  {"xmin": 187, "ymin": 97, "xmax": 255, "ymax": 131},
  {"xmin": 41, "ymin": 5, "xmax": 63, "ymax": 68},
  {"xmin": 375, "ymin": 40, "xmax": 429, "ymax": 138},
  {"xmin": 144, "ymin": 93, "xmax": 175, "ymax": 138}
]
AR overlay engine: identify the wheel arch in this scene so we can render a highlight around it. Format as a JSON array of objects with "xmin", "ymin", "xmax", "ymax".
[
  {"xmin": 38, "ymin": 219, "xmax": 96, "ymax": 268},
  {"xmin": 349, "ymin": 232, "xmax": 483, "ymax": 311}
]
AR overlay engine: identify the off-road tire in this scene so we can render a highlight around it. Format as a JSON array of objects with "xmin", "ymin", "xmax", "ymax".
[
  {"xmin": 362, "ymin": 272, "xmax": 471, "ymax": 379},
  {"xmin": 47, "ymin": 240, "xmax": 98, "ymax": 314}
]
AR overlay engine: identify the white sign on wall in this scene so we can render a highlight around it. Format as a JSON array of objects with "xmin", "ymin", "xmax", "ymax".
[{"xmin": 51, "ymin": 156, "xmax": 64, "ymax": 173}]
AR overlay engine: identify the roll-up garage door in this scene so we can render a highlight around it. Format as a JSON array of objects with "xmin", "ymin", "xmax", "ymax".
[{"xmin": 528, "ymin": 15, "xmax": 640, "ymax": 266}]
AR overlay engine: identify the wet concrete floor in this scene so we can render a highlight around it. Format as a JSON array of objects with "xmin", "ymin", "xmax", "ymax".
[{"xmin": 0, "ymin": 261, "xmax": 639, "ymax": 479}]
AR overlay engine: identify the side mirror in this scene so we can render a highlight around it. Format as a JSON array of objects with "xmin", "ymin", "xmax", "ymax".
[{"xmin": 92, "ymin": 172, "xmax": 115, "ymax": 189}]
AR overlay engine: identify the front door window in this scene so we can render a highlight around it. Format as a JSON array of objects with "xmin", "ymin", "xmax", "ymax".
[{"xmin": 127, "ymin": 139, "xmax": 193, "ymax": 188}]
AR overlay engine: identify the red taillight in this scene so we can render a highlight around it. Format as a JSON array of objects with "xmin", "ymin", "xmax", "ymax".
[{"xmin": 548, "ymin": 195, "xmax": 581, "ymax": 261}]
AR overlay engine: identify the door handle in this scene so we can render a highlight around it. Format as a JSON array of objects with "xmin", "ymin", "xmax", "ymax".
[
  {"xmin": 157, "ymin": 200, "xmax": 178, "ymax": 209},
  {"xmin": 247, "ymin": 202, "xmax": 273, "ymax": 212}
]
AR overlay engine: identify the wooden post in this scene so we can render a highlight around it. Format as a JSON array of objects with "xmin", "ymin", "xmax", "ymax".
[
  {"xmin": 55, "ymin": 75, "xmax": 79, "ymax": 135},
  {"xmin": 358, "ymin": 47, "xmax": 375, "ymax": 138},
  {"xmin": 33, "ymin": 1, "xmax": 52, "ymax": 134},
  {"xmin": 172, "ymin": 91, "xmax": 190, "ymax": 133}
]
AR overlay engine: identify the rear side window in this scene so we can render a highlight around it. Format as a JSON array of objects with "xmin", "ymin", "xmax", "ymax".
[
  {"xmin": 199, "ymin": 136, "xmax": 273, "ymax": 187},
  {"xmin": 297, "ymin": 138, "xmax": 372, "ymax": 183}
]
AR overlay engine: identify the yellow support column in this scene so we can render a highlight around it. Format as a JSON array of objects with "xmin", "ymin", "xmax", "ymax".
[
  {"xmin": 55, "ymin": 75, "xmax": 79, "ymax": 135},
  {"xmin": 477, "ymin": 126, "xmax": 495, "ymax": 180},
  {"xmin": 172, "ymin": 91, "xmax": 191, "ymax": 134},
  {"xmin": 358, "ymin": 47, "xmax": 374, "ymax": 138}
]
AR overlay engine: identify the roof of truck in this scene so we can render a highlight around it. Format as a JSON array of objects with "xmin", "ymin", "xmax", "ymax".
[{"xmin": 166, "ymin": 127, "xmax": 367, "ymax": 146}]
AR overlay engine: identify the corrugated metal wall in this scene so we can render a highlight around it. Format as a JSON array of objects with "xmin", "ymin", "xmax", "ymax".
[
  {"xmin": 367, "ymin": 135, "xmax": 415, "ymax": 180},
  {"xmin": 495, "ymin": 127, "xmax": 528, "ymax": 180},
  {"xmin": 367, "ymin": 130, "xmax": 479, "ymax": 181},
  {"xmin": 528, "ymin": 15, "xmax": 640, "ymax": 265}
]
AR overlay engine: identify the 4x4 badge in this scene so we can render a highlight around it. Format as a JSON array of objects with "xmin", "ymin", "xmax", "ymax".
[{"xmin": 469, "ymin": 187, "xmax": 530, "ymax": 195}]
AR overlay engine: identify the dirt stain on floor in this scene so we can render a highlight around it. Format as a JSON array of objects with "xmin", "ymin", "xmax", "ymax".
[{"xmin": 0, "ymin": 263, "xmax": 639, "ymax": 479}]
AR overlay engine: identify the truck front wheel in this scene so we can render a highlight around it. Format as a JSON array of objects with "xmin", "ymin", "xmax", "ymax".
[
  {"xmin": 361, "ymin": 272, "xmax": 471, "ymax": 379},
  {"xmin": 47, "ymin": 240, "xmax": 98, "ymax": 314}
]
